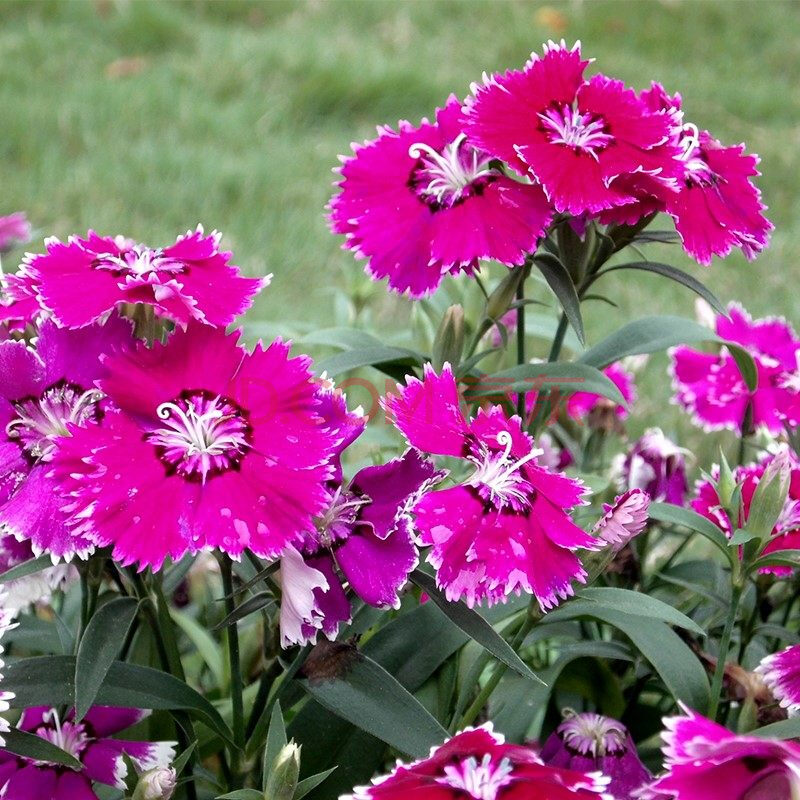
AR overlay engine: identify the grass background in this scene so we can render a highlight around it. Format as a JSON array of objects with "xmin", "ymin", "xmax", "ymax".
[{"xmin": 1, "ymin": 0, "xmax": 799, "ymax": 456}]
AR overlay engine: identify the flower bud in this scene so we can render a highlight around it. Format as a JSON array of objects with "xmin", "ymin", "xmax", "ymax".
[
  {"xmin": 265, "ymin": 741, "xmax": 301, "ymax": 800},
  {"xmin": 132, "ymin": 767, "xmax": 177, "ymax": 800},
  {"xmin": 486, "ymin": 266, "xmax": 525, "ymax": 321},
  {"xmin": 747, "ymin": 447, "xmax": 792, "ymax": 543},
  {"xmin": 432, "ymin": 305, "xmax": 465, "ymax": 372}
]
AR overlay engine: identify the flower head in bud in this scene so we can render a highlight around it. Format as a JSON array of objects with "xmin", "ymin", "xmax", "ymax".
[
  {"xmin": 134, "ymin": 766, "xmax": 177, "ymax": 800},
  {"xmin": 266, "ymin": 741, "xmax": 302, "ymax": 800}
]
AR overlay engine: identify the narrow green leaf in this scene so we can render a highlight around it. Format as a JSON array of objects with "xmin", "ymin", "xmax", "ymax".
[
  {"xmin": 300, "ymin": 651, "xmax": 448, "ymax": 758},
  {"xmin": 6, "ymin": 656, "xmax": 235, "ymax": 746},
  {"xmin": 534, "ymin": 253, "xmax": 585, "ymax": 345},
  {"xmin": 216, "ymin": 791, "xmax": 264, "ymax": 800},
  {"xmin": 172, "ymin": 741, "xmax": 198, "ymax": 775},
  {"xmin": 649, "ymin": 502, "xmax": 732, "ymax": 560},
  {"xmin": 314, "ymin": 346, "xmax": 423, "ymax": 378},
  {"xmin": 579, "ymin": 316, "xmax": 757, "ymax": 393},
  {"xmin": 0, "ymin": 554, "xmax": 53, "ymax": 584},
  {"xmin": 567, "ymin": 587, "xmax": 706, "ymax": 636},
  {"xmin": 410, "ymin": 570, "xmax": 544, "ymax": 684},
  {"xmin": 171, "ymin": 609, "xmax": 225, "ymax": 687},
  {"xmin": 2, "ymin": 728, "xmax": 83, "ymax": 769},
  {"xmin": 464, "ymin": 362, "xmax": 625, "ymax": 406},
  {"xmin": 752, "ymin": 719, "xmax": 800, "ymax": 740},
  {"xmin": 596, "ymin": 262, "xmax": 726, "ymax": 315},
  {"xmin": 294, "ymin": 767, "xmax": 337, "ymax": 800},
  {"xmin": 753, "ymin": 549, "xmax": 800, "ymax": 571},
  {"xmin": 213, "ymin": 591, "xmax": 274, "ymax": 631},
  {"xmin": 263, "ymin": 700, "xmax": 287, "ymax": 793},
  {"xmin": 75, "ymin": 597, "xmax": 139, "ymax": 720},
  {"xmin": 571, "ymin": 607, "xmax": 710, "ymax": 709}
]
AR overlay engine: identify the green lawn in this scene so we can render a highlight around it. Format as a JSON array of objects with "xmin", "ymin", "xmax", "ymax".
[{"xmin": 2, "ymin": 0, "xmax": 799, "ymax": 456}]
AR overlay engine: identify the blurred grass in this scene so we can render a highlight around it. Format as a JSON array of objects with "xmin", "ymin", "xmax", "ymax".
[{"xmin": 1, "ymin": 0, "xmax": 799, "ymax": 458}]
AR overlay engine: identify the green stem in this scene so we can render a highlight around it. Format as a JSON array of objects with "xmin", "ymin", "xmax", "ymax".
[
  {"xmin": 708, "ymin": 582, "xmax": 744, "ymax": 720},
  {"xmin": 458, "ymin": 605, "xmax": 538, "ymax": 729},
  {"xmin": 515, "ymin": 278, "xmax": 526, "ymax": 417},
  {"xmin": 547, "ymin": 313, "xmax": 569, "ymax": 363},
  {"xmin": 220, "ymin": 555, "xmax": 246, "ymax": 778}
]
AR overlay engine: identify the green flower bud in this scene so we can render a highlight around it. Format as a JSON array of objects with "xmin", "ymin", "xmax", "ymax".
[
  {"xmin": 265, "ymin": 741, "xmax": 301, "ymax": 800},
  {"xmin": 432, "ymin": 304, "xmax": 465, "ymax": 372}
]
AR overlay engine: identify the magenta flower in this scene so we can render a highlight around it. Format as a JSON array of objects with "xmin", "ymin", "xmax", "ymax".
[
  {"xmin": 671, "ymin": 304, "xmax": 800, "ymax": 434},
  {"xmin": 0, "ymin": 706, "xmax": 174, "ymax": 798},
  {"xmin": 329, "ymin": 96, "xmax": 553, "ymax": 298},
  {"xmin": 465, "ymin": 41, "xmax": 681, "ymax": 217},
  {"xmin": 385, "ymin": 365, "xmax": 599, "ymax": 610},
  {"xmin": 540, "ymin": 712, "xmax": 651, "ymax": 799},
  {"xmin": 25, "ymin": 226, "xmax": 267, "ymax": 329},
  {"xmin": 593, "ymin": 489, "xmax": 650, "ymax": 551},
  {"xmin": 52, "ymin": 323, "xmax": 338, "ymax": 570},
  {"xmin": 347, "ymin": 724, "xmax": 612, "ymax": 800},
  {"xmin": 0, "ymin": 316, "xmax": 133, "ymax": 562},
  {"xmin": 615, "ymin": 428, "xmax": 688, "ymax": 506},
  {"xmin": 645, "ymin": 704, "xmax": 800, "ymax": 799},
  {"xmin": 756, "ymin": 644, "xmax": 800, "ymax": 715},
  {"xmin": 692, "ymin": 452, "xmax": 800, "ymax": 577},
  {"xmin": 280, "ymin": 390, "xmax": 443, "ymax": 647},
  {"xmin": 667, "ymin": 127, "xmax": 772, "ymax": 267},
  {"xmin": 567, "ymin": 363, "xmax": 636, "ymax": 423},
  {"xmin": 0, "ymin": 271, "xmax": 41, "ymax": 330},
  {"xmin": 0, "ymin": 213, "xmax": 31, "ymax": 254}
]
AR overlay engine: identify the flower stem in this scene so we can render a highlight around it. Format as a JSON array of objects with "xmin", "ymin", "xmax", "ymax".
[
  {"xmin": 219, "ymin": 555, "xmax": 246, "ymax": 778},
  {"xmin": 708, "ymin": 581, "xmax": 744, "ymax": 721},
  {"xmin": 547, "ymin": 313, "xmax": 569, "ymax": 363},
  {"xmin": 516, "ymin": 278, "xmax": 526, "ymax": 418},
  {"xmin": 458, "ymin": 603, "xmax": 539, "ymax": 729}
]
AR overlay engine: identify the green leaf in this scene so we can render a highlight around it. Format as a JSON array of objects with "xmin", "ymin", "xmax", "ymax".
[
  {"xmin": 464, "ymin": 362, "xmax": 625, "ymax": 406},
  {"xmin": 213, "ymin": 592, "xmax": 274, "ymax": 631},
  {"xmin": 579, "ymin": 316, "xmax": 758, "ymax": 392},
  {"xmin": 2, "ymin": 728, "xmax": 83, "ymax": 770},
  {"xmin": 753, "ymin": 549, "xmax": 800, "ymax": 571},
  {"xmin": 172, "ymin": 741, "xmax": 198, "ymax": 775},
  {"xmin": 752, "ymin": 718, "xmax": 800, "ymax": 740},
  {"xmin": 216, "ymin": 791, "xmax": 264, "ymax": 800},
  {"xmin": 595, "ymin": 262, "xmax": 726, "ymax": 315},
  {"xmin": 171, "ymin": 609, "xmax": 225, "ymax": 687},
  {"xmin": 74, "ymin": 596, "xmax": 139, "ymax": 720},
  {"xmin": 533, "ymin": 253, "xmax": 585, "ymax": 346},
  {"xmin": 564, "ymin": 607, "xmax": 709, "ymax": 709},
  {"xmin": 299, "ymin": 327, "xmax": 384, "ymax": 350},
  {"xmin": 5, "ymin": 656, "xmax": 235, "ymax": 746},
  {"xmin": 649, "ymin": 502, "xmax": 733, "ymax": 560},
  {"xmin": 263, "ymin": 700, "xmax": 287, "ymax": 792},
  {"xmin": 294, "ymin": 767, "xmax": 337, "ymax": 800},
  {"xmin": 313, "ymin": 346, "xmax": 423, "ymax": 379},
  {"xmin": 300, "ymin": 651, "xmax": 448, "ymax": 758},
  {"xmin": 563, "ymin": 587, "xmax": 706, "ymax": 636},
  {"xmin": 410, "ymin": 570, "xmax": 544, "ymax": 684},
  {"xmin": 0, "ymin": 554, "xmax": 53, "ymax": 584}
]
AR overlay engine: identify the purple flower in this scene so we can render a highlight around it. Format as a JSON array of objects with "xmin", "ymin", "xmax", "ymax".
[
  {"xmin": 540, "ymin": 712, "xmax": 651, "ymax": 799},
  {"xmin": 279, "ymin": 400, "xmax": 443, "ymax": 647},
  {"xmin": 0, "ymin": 534, "xmax": 75, "ymax": 612},
  {"xmin": 329, "ymin": 96, "xmax": 553, "ymax": 298},
  {"xmin": 756, "ymin": 644, "xmax": 800, "ymax": 716},
  {"xmin": 644, "ymin": 703, "xmax": 800, "ymax": 799},
  {"xmin": 0, "ymin": 272, "xmax": 41, "ymax": 331},
  {"xmin": 616, "ymin": 428, "xmax": 688, "ymax": 506},
  {"xmin": 0, "ymin": 316, "xmax": 134, "ymax": 561},
  {"xmin": 593, "ymin": 490, "xmax": 650, "ymax": 551},
  {"xmin": 0, "ymin": 706, "xmax": 174, "ymax": 799},
  {"xmin": 25, "ymin": 226, "xmax": 267, "ymax": 329},
  {"xmin": 0, "ymin": 213, "xmax": 31, "ymax": 254}
]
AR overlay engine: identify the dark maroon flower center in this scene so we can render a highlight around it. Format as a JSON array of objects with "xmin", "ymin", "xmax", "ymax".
[
  {"xmin": 146, "ymin": 390, "xmax": 252, "ymax": 483},
  {"xmin": 6, "ymin": 380, "xmax": 102, "ymax": 462},
  {"xmin": 409, "ymin": 133, "xmax": 497, "ymax": 210},
  {"xmin": 539, "ymin": 104, "xmax": 613, "ymax": 157}
]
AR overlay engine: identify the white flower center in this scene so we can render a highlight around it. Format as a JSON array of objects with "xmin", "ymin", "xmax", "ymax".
[
  {"xmin": 6, "ymin": 382, "xmax": 103, "ymax": 462},
  {"xmin": 93, "ymin": 245, "xmax": 183, "ymax": 278},
  {"xmin": 560, "ymin": 711, "xmax": 627, "ymax": 757},
  {"xmin": 37, "ymin": 710, "xmax": 89, "ymax": 763},
  {"xmin": 467, "ymin": 430, "xmax": 542, "ymax": 511},
  {"xmin": 409, "ymin": 133, "xmax": 495, "ymax": 207},
  {"xmin": 438, "ymin": 755, "xmax": 514, "ymax": 800},
  {"xmin": 539, "ymin": 105, "xmax": 613, "ymax": 158},
  {"xmin": 147, "ymin": 392, "xmax": 251, "ymax": 483}
]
